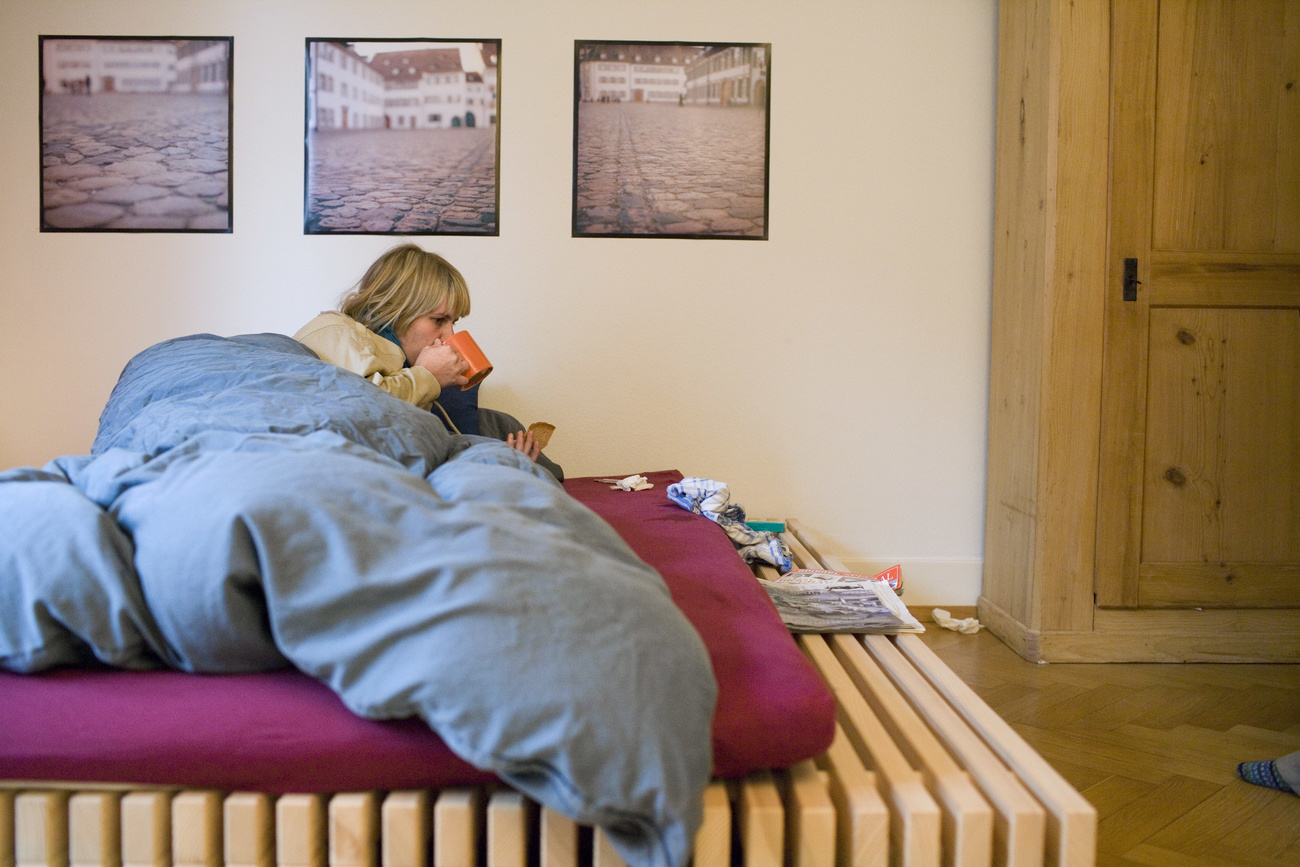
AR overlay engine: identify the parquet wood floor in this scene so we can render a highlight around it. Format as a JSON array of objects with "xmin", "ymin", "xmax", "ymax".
[{"xmin": 915, "ymin": 626, "xmax": 1300, "ymax": 865}]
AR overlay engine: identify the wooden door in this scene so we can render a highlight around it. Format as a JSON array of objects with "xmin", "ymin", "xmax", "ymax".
[{"xmin": 1097, "ymin": 0, "xmax": 1300, "ymax": 608}]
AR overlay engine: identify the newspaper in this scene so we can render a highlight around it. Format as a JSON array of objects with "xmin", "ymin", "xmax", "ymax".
[{"xmin": 758, "ymin": 566, "xmax": 924, "ymax": 633}]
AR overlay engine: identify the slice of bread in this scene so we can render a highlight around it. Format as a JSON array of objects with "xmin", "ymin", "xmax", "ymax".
[{"xmin": 527, "ymin": 422, "xmax": 555, "ymax": 450}]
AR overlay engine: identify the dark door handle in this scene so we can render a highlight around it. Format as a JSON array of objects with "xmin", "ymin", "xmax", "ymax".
[{"xmin": 1123, "ymin": 257, "xmax": 1141, "ymax": 302}]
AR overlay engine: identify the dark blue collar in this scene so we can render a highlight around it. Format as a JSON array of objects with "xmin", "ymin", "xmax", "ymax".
[{"xmin": 374, "ymin": 324, "xmax": 407, "ymax": 367}]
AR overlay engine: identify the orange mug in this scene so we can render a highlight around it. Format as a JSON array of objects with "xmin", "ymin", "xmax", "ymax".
[{"xmin": 445, "ymin": 331, "xmax": 493, "ymax": 389}]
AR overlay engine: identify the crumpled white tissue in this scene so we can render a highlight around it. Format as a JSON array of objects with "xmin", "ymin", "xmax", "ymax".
[
  {"xmin": 932, "ymin": 608, "xmax": 981, "ymax": 634},
  {"xmin": 597, "ymin": 474, "xmax": 654, "ymax": 492}
]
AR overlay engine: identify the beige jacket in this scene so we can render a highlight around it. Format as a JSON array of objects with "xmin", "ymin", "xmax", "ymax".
[{"xmin": 293, "ymin": 312, "xmax": 441, "ymax": 410}]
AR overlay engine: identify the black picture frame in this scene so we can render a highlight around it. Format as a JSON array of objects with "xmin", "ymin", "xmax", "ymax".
[
  {"xmin": 39, "ymin": 35, "xmax": 233, "ymax": 233},
  {"xmin": 304, "ymin": 38, "xmax": 501, "ymax": 236},
  {"xmin": 572, "ymin": 40, "xmax": 770, "ymax": 239}
]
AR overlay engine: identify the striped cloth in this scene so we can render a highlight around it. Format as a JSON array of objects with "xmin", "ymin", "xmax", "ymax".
[{"xmin": 667, "ymin": 478, "xmax": 793, "ymax": 572}]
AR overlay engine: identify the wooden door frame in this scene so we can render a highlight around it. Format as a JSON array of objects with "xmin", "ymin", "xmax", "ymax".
[
  {"xmin": 980, "ymin": 0, "xmax": 1111, "ymax": 650},
  {"xmin": 980, "ymin": 0, "xmax": 1300, "ymax": 662}
]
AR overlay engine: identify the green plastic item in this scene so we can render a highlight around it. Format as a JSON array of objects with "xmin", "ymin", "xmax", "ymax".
[{"xmin": 745, "ymin": 521, "xmax": 786, "ymax": 533}]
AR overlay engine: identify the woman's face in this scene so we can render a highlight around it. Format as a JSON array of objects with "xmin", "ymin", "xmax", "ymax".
[{"xmin": 398, "ymin": 303, "xmax": 458, "ymax": 365}]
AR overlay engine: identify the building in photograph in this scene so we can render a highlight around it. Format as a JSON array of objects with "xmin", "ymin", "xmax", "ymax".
[
  {"xmin": 464, "ymin": 72, "xmax": 488, "ymax": 127},
  {"xmin": 683, "ymin": 45, "xmax": 767, "ymax": 107},
  {"xmin": 372, "ymin": 47, "xmax": 459, "ymax": 129},
  {"xmin": 42, "ymin": 38, "xmax": 178, "ymax": 94},
  {"xmin": 308, "ymin": 41, "xmax": 387, "ymax": 131},
  {"xmin": 576, "ymin": 43, "xmax": 697, "ymax": 103},
  {"xmin": 172, "ymin": 40, "xmax": 230, "ymax": 94},
  {"xmin": 310, "ymin": 44, "xmax": 495, "ymax": 131},
  {"xmin": 371, "ymin": 46, "xmax": 486, "ymax": 129},
  {"xmin": 463, "ymin": 44, "xmax": 498, "ymax": 127}
]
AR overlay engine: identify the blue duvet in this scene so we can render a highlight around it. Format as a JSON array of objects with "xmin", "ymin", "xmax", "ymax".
[{"xmin": 0, "ymin": 333, "xmax": 716, "ymax": 867}]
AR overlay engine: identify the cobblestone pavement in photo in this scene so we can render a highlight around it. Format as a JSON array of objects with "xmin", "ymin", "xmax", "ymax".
[
  {"xmin": 574, "ymin": 102, "xmax": 767, "ymax": 237},
  {"xmin": 41, "ymin": 93, "xmax": 231, "ymax": 231},
  {"xmin": 306, "ymin": 127, "xmax": 497, "ymax": 234}
]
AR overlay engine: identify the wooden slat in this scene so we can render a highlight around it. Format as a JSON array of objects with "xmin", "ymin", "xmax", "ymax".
[
  {"xmin": 539, "ymin": 808, "xmax": 577, "ymax": 867},
  {"xmin": 433, "ymin": 789, "xmax": 480, "ymax": 867},
  {"xmin": 738, "ymin": 772, "xmax": 783, "ymax": 867},
  {"xmin": 69, "ymin": 791, "xmax": 120, "ymax": 867},
  {"xmin": 789, "ymin": 512, "xmax": 1091, "ymax": 866},
  {"xmin": 829, "ymin": 634, "xmax": 994, "ymax": 867},
  {"xmin": 485, "ymin": 791, "xmax": 527, "ymax": 867},
  {"xmin": 785, "ymin": 520, "xmax": 842, "ymax": 572},
  {"xmin": 818, "ymin": 724, "xmax": 890, "ymax": 867},
  {"xmin": 692, "ymin": 782, "xmax": 732, "ymax": 867},
  {"xmin": 1, "ymin": 789, "xmax": 16, "ymax": 867},
  {"xmin": 592, "ymin": 829, "xmax": 625, "ymax": 867},
  {"xmin": 801, "ymin": 633, "xmax": 942, "ymax": 866},
  {"xmin": 381, "ymin": 791, "xmax": 429, "ymax": 867},
  {"xmin": 861, "ymin": 635, "xmax": 1047, "ymax": 867},
  {"xmin": 16, "ymin": 791, "xmax": 68, "ymax": 867},
  {"xmin": 779, "ymin": 530, "xmax": 821, "ymax": 572},
  {"xmin": 275, "ymin": 794, "xmax": 326, "ymax": 867},
  {"xmin": 894, "ymin": 634, "xmax": 1097, "ymax": 867},
  {"xmin": 330, "ymin": 793, "xmax": 379, "ymax": 867},
  {"xmin": 121, "ymin": 792, "xmax": 172, "ymax": 867},
  {"xmin": 223, "ymin": 793, "xmax": 273, "ymax": 867},
  {"xmin": 170, "ymin": 791, "xmax": 221, "ymax": 867},
  {"xmin": 781, "ymin": 762, "xmax": 835, "ymax": 867}
]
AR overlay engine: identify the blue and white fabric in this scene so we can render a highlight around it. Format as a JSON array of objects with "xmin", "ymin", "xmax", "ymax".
[
  {"xmin": 0, "ymin": 333, "xmax": 715, "ymax": 867},
  {"xmin": 666, "ymin": 478, "xmax": 792, "ymax": 571}
]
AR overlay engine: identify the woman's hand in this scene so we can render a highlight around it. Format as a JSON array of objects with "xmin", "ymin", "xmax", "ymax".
[
  {"xmin": 415, "ymin": 341, "xmax": 468, "ymax": 389},
  {"xmin": 505, "ymin": 430, "xmax": 541, "ymax": 461}
]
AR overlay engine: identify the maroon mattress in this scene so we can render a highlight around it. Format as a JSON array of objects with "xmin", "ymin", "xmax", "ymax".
[{"xmin": 0, "ymin": 470, "xmax": 834, "ymax": 792}]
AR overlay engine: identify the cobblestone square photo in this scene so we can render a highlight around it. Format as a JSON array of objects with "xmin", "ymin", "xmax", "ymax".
[
  {"xmin": 574, "ymin": 42, "xmax": 769, "ymax": 239},
  {"xmin": 304, "ymin": 40, "xmax": 499, "ymax": 235},
  {"xmin": 305, "ymin": 126, "xmax": 497, "ymax": 234},
  {"xmin": 40, "ymin": 38, "xmax": 231, "ymax": 232}
]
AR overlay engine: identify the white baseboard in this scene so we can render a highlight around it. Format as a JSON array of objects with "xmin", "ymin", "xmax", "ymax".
[{"xmin": 839, "ymin": 558, "xmax": 983, "ymax": 608}]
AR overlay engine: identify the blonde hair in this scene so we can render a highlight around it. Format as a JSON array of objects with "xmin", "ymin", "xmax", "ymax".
[{"xmin": 340, "ymin": 244, "xmax": 471, "ymax": 334}]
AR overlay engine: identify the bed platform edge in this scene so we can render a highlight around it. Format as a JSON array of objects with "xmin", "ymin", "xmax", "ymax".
[{"xmin": 1, "ymin": 522, "xmax": 1095, "ymax": 867}]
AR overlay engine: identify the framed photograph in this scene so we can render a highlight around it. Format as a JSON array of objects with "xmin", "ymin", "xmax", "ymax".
[
  {"xmin": 573, "ymin": 41, "xmax": 770, "ymax": 239},
  {"xmin": 305, "ymin": 39, "xmax": 500, "ymax": 235},
  {"xmin": 40, "ymin": 36, "xmax": 233, "ymax": 232}
]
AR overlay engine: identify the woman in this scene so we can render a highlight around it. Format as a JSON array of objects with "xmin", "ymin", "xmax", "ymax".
[{"xmin": 294, "ymin": 243, "xmax": 557, "ymax": 475}]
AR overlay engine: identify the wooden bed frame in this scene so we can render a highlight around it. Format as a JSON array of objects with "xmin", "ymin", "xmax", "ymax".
[{"xmin": 2, "ymin": 521, "xmax": 1096, "ymax": 867}]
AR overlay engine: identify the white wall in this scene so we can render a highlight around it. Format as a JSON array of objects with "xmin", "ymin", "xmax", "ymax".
[{"xmin": 0, "ymin": 0, "xmax": 996, "ymax": 606}]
